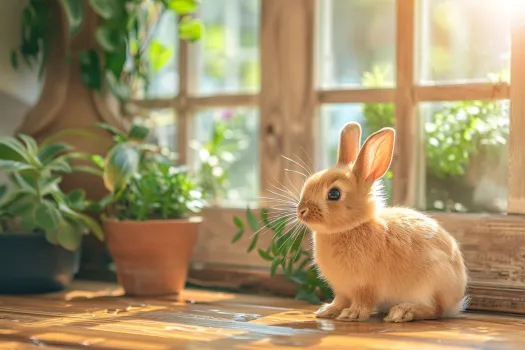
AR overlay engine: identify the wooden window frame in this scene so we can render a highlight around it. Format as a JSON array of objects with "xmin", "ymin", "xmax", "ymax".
[{"xmin": 128, "ymin": 0, "xmax": 525, "ymax": 314}]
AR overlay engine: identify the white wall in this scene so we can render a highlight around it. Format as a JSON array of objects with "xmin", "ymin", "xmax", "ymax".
[
  {"xmin": 0, "ymin": 0, "xmax": 42, "ymax": 136},
  {"xmin": 0, "ymin": 0, "xmax": 42, "ymax": 185}
]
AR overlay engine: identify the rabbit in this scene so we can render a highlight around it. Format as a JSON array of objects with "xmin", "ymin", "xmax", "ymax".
[{"xmin": 296, "ymin": 122, "xmax": 469, "ymax": 323}]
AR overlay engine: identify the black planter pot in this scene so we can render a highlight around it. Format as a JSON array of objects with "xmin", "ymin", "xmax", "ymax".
[{"xmin": 0, "ymin": 233, "xmax": 81, "ymax": 294}]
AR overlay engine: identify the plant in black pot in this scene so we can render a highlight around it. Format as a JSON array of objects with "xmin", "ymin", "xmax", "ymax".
[
  {"xmin": 0, "ymin": 134, "xmax": 103, "ymax": 294},
  {"xmin": 93, "ymin": 123, "xmax": 205, "ymax": 296}
]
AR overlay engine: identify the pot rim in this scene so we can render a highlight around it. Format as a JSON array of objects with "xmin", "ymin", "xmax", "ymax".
[{"xmin": 103, "ymin": 216, "xmax": 203, "ymax": 225}]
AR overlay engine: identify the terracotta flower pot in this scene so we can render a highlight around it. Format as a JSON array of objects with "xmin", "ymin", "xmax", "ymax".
[{"xmin": 103, "ymin": 217, "xmax": 202, "ymax": 296}]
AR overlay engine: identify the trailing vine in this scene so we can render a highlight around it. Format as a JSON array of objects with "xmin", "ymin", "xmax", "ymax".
[{"xmin": 12, "ymin": 0, "xmax": 203, "ymax": 101}]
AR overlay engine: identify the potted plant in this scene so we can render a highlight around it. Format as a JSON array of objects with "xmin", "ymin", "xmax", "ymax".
[
  {"xmin": 94, "ymin": 123, "xmax": 204, "ymax": 296},
  {"xmin": 0, "ymin": 134, "xmax": 103, "ymax": 294}
]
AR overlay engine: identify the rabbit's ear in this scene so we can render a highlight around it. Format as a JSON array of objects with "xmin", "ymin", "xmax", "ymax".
[
  {"xmin": 337, "ymin": 122, "xmax": 362, "ymax": 166},
  {"xmin": 353, "ymin": 127, "xmax": 395, "ymax": 183}
]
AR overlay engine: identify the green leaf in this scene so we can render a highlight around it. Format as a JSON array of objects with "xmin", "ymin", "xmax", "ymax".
[
  {"xmin": 95, "ymin": 26, "xmax": 119, "ymax": 52},
  {"xmin": 62, "ymin": 207, "xmax": 104, "ymax": 241},
  {"xmin": 270, "ymin": 258, "xmax": 281, "ymax": 276},
  {"xmin": 35, "ymin": 201, "xmax": 61, "ymax": 232},
  {"xmin": 79, "ymin": 49, "xmax": 102, "ymax": 90},
  {"xmin": 17, "ymin": 134, "xmax": 38, "ymax": 158},
  {"xmin": 257, "ymin": 248, "xmax": 273, "ymax": 261},
  {"xmin": 105, "ymin": 71, "xmax": 130, "ymax": 101},
  {"xmin": 0, "ymin": 185, "xmax": 6, "ymax": 200},
  {"xmin": 95, "ymin": 122, "xmax": 127, "ymax": 139},
  {"xmin": 290, "ymin": 270, "xmax": 308, "ymax": 285},
  {"xmin": 88, "ymin": 193, "xmax": 113, "ymax": 212},
  {"xmin": 149, "ymin": 40, "xmax": 172, "ymax": 72},
  {"xmin": 89, "ymin": 0, "xmax": 119, "ymax": 19},
  {"xmin": 0, "ymin": 160, "xmax": 33, "ymax": 172},
  {"xmin": 295, "ymin": 289, "xmax": 321, "ymax": 305},
  {"xmin": 270, "ymin": 216, "xmax": 287, "ymax": 235},
  {"xmin": 233, "ymin": 216, "xmax": 244, "ymax": 230},
  {"xmin": 47, "ymin": 159, "xmax": 72, "ymax": 173},
  {"xmin": 45, "ymin": 228, "xmax": 59, "ymax": 245},
  {"xmin": 103, "ymin": 143, "xmax": 140, "ymax": 192},
  {"xmin": 261, "ymin": 207, "xmax": 270, "ymax": 226},
  {"xmin": 105, "ymin": 47, "xmax": 127, "ymax": 78},
  {"xmin": 179, "ymin": 17, "xmax": 203, "ymax": 42},
  {"xmin": 66, "ymin": 189, "xmax": 86, "ymax": 210},
  {"xmin": 71, "ymin": 165, "xmax": 103, "ymax": 176},
  {"xmin": 59, "ymin": 0, "xmax": 84, "ymax": 35},
  {"xmin": 231, "ymin": 229, "xmax": 243, "ymax": 243},
  {"xmin": 297, "ymin": 256, "xmax": 311, "ymax": 271},
  {"xmin": 168, "ymin": 0, "xmax": 198, "ymax": 14},
  {"xmin": 10, "ymin": 173, "xmax": 38, "ymax": 193},
  {"xmin": 247, "ymin": 233, "xmax": 258, "ymax": 252},
  {"xmin": 8, "ymin": 195, "xmax": 36, "ymax": 217},
  {"xmin": 0, "ymin": 136, "xmax": 32, "ymax": 162},
  {"xmin": 38, "ymin": 142, "xmax": 74, "ymax": 164},
  {"xmin": 128, "ymin": 124, "xmax": 150, "ymax": 141},
  {"xmin": 246, "ymin": 207, "xmax": 259, "ymax": 231},
  {"xmin": 39, "ymin": 177, "xmax": 62, "ymax": 195},
  {"xmin": 57, "ymin": 220, "xmax": 83, "ymax": 251}
]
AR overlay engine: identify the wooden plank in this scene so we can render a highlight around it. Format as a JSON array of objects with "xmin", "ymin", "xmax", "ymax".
[
  {"xmin": 414, "ymin": 83, "xmax": 510, "ymax": 102},
  {"xmin": 259, "ymin": 0, "xmax": 316, "ymax": 202},
  {"xmin": 3, "ymin": 281, "xmax": 525, "ymax": 349},
  {"xmin": 508, "ymin": 7, "xmax": 525, "ymax": 214},
  {"xmin": 317, "ymin": 88, "xmax": 395, "ymax": 104},
  {"xmin": 429, "ymin": 212, "xmax": 525, "ymax": 289},
  {"xmin": 392, "ymin": 0, "xmax": 418, "ymax": 207},
  {"xmin": 188, "ymin": 94, "xmax": 259, "ymax": 109}
]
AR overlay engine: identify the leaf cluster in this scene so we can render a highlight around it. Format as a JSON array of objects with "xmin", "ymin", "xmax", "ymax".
[
  {"xmin": 12, "ymin": 0, "xmax": 203, "ymax": 101},
  {"xmin": 96, "ymin": 123, "xmax": 204, "ymax": 221},
  {"xmin": 0, "ymin": 134, "xmax": 103, "ymax": 251},
  {"xmin": 232, "ymin": 208, "xmax": 333, "ymax": 305}
]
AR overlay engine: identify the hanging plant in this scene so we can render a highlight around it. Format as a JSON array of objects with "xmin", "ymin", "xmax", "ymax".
[{"xmin": 11, "ymin": 0, "xmax": 203, "ymax": 101}]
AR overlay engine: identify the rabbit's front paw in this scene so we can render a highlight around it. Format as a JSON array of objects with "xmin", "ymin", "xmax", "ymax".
[
  {"xmin": 314, "ymin": 303, "xmax": 344, "ymax": 319},
  {"xmin": 384, "ymin": 304, "xmax": 414, "ymax": 323},
  {"xmin": 336, "ymin": 305, "xmax": 372, "ymax": 322}
]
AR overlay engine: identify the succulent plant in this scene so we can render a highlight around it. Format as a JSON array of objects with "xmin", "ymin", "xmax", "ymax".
[{"xmin": 0, "ymin": 134, "xmax": 103, "ymax": 251}]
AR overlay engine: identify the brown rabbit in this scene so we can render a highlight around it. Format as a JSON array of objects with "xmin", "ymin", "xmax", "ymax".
[{"xmin": 297, "ymin": 122, "xmax": 468, "ymax": 323}]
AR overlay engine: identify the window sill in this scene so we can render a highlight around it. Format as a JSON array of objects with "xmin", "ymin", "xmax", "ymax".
[{"xmin": 192, "ymin": 207, "xmax": 525, "ymax": 314}]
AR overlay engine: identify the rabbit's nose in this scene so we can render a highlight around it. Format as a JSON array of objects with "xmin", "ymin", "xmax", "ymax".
[{"xmin": 299, "ymin": 208, "xmax": 309, "ymax": 218}]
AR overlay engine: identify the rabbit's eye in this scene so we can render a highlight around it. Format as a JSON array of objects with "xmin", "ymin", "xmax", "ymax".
[{"xmin": 327, "ymin": 188, "xmax": 341, "ymax": 201}]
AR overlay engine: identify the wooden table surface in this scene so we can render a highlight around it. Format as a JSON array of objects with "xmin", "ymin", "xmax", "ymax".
[{"xmin": 0, "ymin": 281, "xmax": 524, "ymax": 349}]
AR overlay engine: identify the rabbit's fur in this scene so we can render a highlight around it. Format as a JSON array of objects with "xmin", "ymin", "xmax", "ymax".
[{"xmin": 297, "ymin": 122, "xmax": 468, "ymax": 322}]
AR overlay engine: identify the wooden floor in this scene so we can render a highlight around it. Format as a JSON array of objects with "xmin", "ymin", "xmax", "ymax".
[{"xmin": 0, "ymin": 281, "xmax": 525, "ymax": 349}]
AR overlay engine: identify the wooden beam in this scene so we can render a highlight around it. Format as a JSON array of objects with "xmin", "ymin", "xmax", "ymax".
[
  {"xmin": 392, "ymin": 0, "xmax": 418, "ymax": 207},
  {"xmin": 127, "ymin": 98, "xmax": 174, "ymax": 110},
  {"xmin": 176, "ymin": 38, "xmax": 189, "ymax": 165},
  {"xmin": 414, "ymin": 83, "xmax": 510, "ymax": 102},
  {"xmin": 188, "ymin": 94, "xmax": 259, "ymax": 109},
  {"xmin": 508, "ymin": 7, "xmax": 525, "ymax": 214},
  {"xmin": 259, "ymin": 0, "xmax": 316, "ymax": 203},
  {"xmin": 317, "ymin": 88, "xmax": 395, "ymax": 104}
]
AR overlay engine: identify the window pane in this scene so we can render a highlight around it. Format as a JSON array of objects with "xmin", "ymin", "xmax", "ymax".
[
  {"xmin": 131, "ymin": 10, "xmax": 179, "ymax": 99},
  {"xmin": 194, "ymin": 0, "xmax": 260, "ymax": 95},
  {"xmin": 418, "ymin": 0, "xmax": 511, "ymax": 84},
  {"xmin": 421, "ymin": 100, "xmax": 509, "ymax": 213},
  {"xmin": 191, "ymin": 108, "xmax": 259, "ymax": 206},
  {"xmin": 143, "ymin": 108, "xmax": 178, "ymax": 153},
  {"xmin": 319, "ymin": 103, "xmax": 394, "ymax": 203},
  {"xmin": 318, "ymin": 0, "xmax": 396, "ymax": 89}
]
